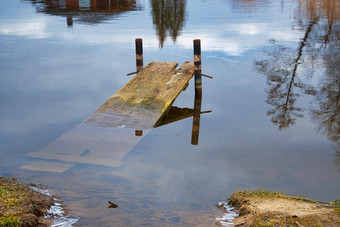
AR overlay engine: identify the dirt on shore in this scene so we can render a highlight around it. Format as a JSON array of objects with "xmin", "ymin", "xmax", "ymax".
[
  {"xmin": 0, "ymin": 176, "xmax": 55, "ymax": 227},
  {"xmin": 224, "ymin": 190, "xmax": 340, "ymax": 227}
]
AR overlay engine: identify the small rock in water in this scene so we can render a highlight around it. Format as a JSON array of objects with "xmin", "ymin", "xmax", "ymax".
[{"xmin": 108, "ymin": 200, "xmax": 119, "ymax": 208}]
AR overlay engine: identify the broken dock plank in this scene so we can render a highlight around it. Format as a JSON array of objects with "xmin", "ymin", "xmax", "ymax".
[{"xmin": 85, "ymin": 61, "xmax": 195, "ymax": 129}]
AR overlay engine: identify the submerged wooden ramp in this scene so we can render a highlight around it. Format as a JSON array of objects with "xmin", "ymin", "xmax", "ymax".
[
  {"xmin": 85, "ymin": 61, "xmax": 195, "ymax": 129},
  {"xmin": 23, "ymin": 125, "xmax": 148, "ymax": 171},
  {"xmin": 22, "ymin": 61, "xmax": 195, "ymax": 172}
]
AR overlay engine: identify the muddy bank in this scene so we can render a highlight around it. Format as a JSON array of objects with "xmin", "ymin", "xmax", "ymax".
[
  {"xmin": 0, "ymin": 176, "xmax": 55, "ymax": 226},
  {"xmin": 218, "ymin": 190, "xmax": 340, "ymax": 226}
]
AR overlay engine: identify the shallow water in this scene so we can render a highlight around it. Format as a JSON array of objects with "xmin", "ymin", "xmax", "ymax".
[{"xmin": 0, "ymin": 0, "xmax": 339, "ymax": 226}]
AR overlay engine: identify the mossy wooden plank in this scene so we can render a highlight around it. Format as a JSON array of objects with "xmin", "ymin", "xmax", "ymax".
[{"xmin": 85, "ymin": 61, "xmax": 195, "ymax": 129}]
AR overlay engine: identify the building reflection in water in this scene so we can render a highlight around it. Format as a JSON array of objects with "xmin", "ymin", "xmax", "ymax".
[
  {"xmin": 151, "ymin": 0, "xmax": 186, "ymax": 48},
  {"xmin": 230, "ymin": 0, "xmax": 271, "ymax": 13},
  {"xmin": 26, "ymin": 0, "xmax": 187, "ymax": 47},
  {"xmin": 26, "ymin": 0, "xmax": 141, "ymax": 26},
  {"xmin": 253, "ymin": 0, "xmax": 340, "ymax": 168}
]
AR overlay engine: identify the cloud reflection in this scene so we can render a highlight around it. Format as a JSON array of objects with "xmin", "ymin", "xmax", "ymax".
[
  {"xmin": 0, "ymin": 1, "xmax": 304, "ymax": 57},
  {"xmin": 254, "ymin": 0, "xmax": 340, "ymax": 169},
  {"xmin": 0, "ymin": 19, "xmax": 48, "ymax": 38},
  {"xmin": 175, "ymin": 23, "xmax": 301, "ymax": 56}
]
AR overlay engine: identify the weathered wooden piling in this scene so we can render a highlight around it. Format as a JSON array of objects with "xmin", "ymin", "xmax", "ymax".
[
  {"xmin": 135, "ymin": 38, "xmax": 143, "ymax": 73},
  {"xmin": 192, "ymin": 39, "xmax": 203, "ymax": 144},
  {"xmin": 135, "ymin": 39, "xmax": 144, "ymax": 136},
  {"xmin": 193, "ymin": 39, "xmax": 202, "ymax": 94}
]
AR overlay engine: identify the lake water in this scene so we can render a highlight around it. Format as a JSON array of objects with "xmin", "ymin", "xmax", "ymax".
[{"xmin": 0, "ymin": 0, "xmax": 339, "ymax": 226}]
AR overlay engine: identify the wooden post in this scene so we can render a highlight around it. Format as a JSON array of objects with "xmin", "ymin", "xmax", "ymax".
[
  {"xmin": 191, "ymin": 39, "xmax": 202, "ymax": 144},
  {"xmin": 193, "ymin": 39, "xmax": 202, "ymax": 94},
  {"xmin": 135, "ymin": 38, "xmax": 143, "ymax": 136},
  {"xmin": 135, "ymin": 38, "xmax": 143, "ymax": 73}
]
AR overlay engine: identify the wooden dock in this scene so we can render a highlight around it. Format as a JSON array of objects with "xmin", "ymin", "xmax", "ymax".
[
  {"xmin": 21, "ymin": 39, "xmax": 207, "ymax": 173},
  {"xmin": 22, "ymin": 61, "xmax": 198, "ymax": 172},
  {"xmin": 85, "ymin": 61, "xmax": 195, "ymax": 129}
]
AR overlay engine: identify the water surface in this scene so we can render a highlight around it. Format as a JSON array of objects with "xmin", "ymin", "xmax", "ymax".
[{"xmin": 0, "ymin": 0, "xmax": 339, "ymax": 226}]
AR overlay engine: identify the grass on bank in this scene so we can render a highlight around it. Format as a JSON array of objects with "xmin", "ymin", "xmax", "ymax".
[{"xmin": 0, "ymin": 176, "xmax": 54, "ymax": 227}]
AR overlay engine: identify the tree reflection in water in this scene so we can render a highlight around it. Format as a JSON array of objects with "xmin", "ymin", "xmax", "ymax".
[
  {"xmin": 310, "ymin": 22, "xmax": 340, "ymax": 169},
  {"xmin": 151, "ymin": 0, "xmax": 186, "ymax": 48},
  {"xmin": 254, "ymin": 0, "xmax": 340, "ymax": 168}
]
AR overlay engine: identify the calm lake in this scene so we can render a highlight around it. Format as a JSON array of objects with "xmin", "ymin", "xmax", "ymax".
[{"xmin": 0, "ymin": 0, "xmax": 339, "ymax": 226}]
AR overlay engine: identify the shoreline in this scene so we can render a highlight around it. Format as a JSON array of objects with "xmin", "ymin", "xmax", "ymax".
[
  {"xmin": 217, "ymin": 190, "xmax": 340, "ymax": 226},
  {"xmin": 0, "ymin": 176, "xmax": 55, "ymax": 226},
  {"xmin": 2, "ymin": 178, "xmax": 339, "ymax": 226}
]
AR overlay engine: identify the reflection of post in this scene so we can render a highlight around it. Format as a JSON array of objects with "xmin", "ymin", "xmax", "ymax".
[
  {"xmin": 192, "ymin": 39, "xmax": 202, "ymax": 145},
  {"xmin": 193, "ymin": 39, "xmax": 202, "ymax": 95},
  {"xmin": 135, "ymin": 38, "xmax": 143, "ymax": 136},
  {"xmin": 191, "ymin": 85, "xmax": 202, "ymax": 145},
  {"xmin": 135, "ymin": 130, "xmax": 143, "ymax": 136},
  {"xmin": 67, "ymin": 16, "xmax": 73, "ymax": 27}
]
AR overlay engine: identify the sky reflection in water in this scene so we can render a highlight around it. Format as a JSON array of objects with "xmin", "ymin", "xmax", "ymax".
[{"xmin": 0, "ymin": 0, "xmax": 339, "ymax": 226}]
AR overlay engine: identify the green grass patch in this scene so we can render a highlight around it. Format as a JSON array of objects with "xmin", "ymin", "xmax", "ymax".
[
  {"xmin": 0, "ymin": 216, "xmax": 21, "ymax": 227},
  {"xmin": 230, "ymin": 189, "xmax": 333, "ymax": 205},
  {"xmin": 0, "ymin": 176, "xmax": 54, "ymax": 226},
  {"xmin": 233, "ymin": 189, "xmax": 285, "ymax": 198},
  {"xmin": 331, "ymin": 200, "xmax": 340, "ymax": 206}
]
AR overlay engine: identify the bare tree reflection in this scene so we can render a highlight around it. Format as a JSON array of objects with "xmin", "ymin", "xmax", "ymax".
[
  {"xmin": 310, "ymin": 23, "xmax": 340, "ymax": 169},
  {"xmin": 151, "ymin": 0, "xmax": 186, "ymax": 48},
  {"xmin": 311, "ymin": 53, "xmax": 340, "ymax": 143},
  {"xmin": 312, "ymin": 74, "xmax": 340, "ymax": 169},
  {"xmin": 254, "ymin": 19, "xmax": 316, "ymax": 129},
  {"xmin": 336, "ymin": 143, "xmax": 340, "ymax": 170},
  {"xmin": 255, "ymin": 0, "xmax": 340, "ymax": 129},
  {"xmin": 254, "ymin": 0, "xmax": 340, "ymax": 168},
  {"xmin": 298, "ymin": 0, "xmax": 340, "ymax": 169}
]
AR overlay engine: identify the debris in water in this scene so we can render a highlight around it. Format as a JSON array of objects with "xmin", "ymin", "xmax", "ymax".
[{"xmin": 108, "ymin": 200, "xmax": 119, "ymax": 208}]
